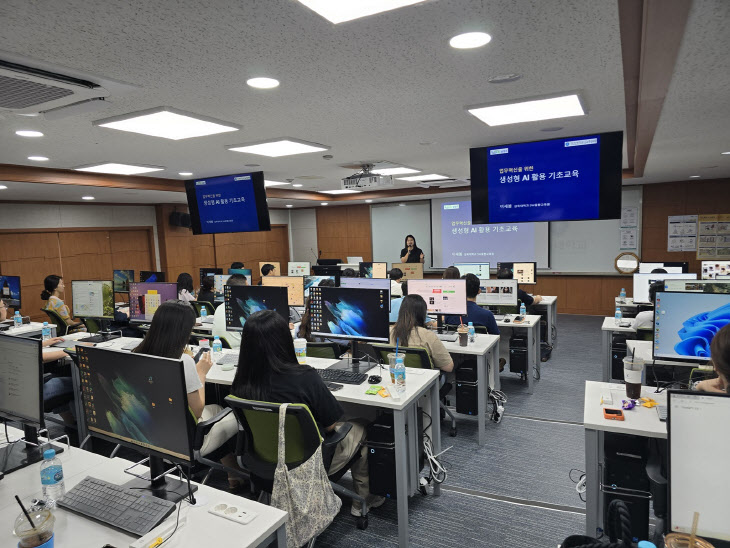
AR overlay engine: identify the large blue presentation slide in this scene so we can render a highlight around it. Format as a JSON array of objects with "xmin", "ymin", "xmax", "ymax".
[
  {"xmin": 486, "ymin": 135, "xmax": 601, "ymax": 223},
  {"xmin": 191, "ymin": 173, "xmax": 260, "ymax": 233}
]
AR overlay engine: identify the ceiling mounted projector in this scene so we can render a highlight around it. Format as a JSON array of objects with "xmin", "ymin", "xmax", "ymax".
[{"xmin": 342, "ymin": 165, "xmax": 394, "ymax": 190}]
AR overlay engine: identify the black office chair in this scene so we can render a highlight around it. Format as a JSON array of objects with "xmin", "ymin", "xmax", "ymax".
[
  {"xmin": 191, "ymin": 301, "xmax": 215, "ymax": 317},
  {"xmin": 645, "ymin": 438, "xmax": 667, "ymax": 546},
  {"xmin": 191, "ymin": 407, "xmax": 249, "ymax": 486},
  {"xmin": 306, "ymin": 341, "xmax": 341, "ymax": 359}
]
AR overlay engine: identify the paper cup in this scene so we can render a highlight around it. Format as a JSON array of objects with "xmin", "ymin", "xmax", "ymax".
[{"xmin": 294, "ymin": 338, "xmax": 307, "ymax": 364}]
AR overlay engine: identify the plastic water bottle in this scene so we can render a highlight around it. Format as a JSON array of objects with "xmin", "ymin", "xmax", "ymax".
[
  {"xmin": 40, "ymin": 449, "xmax": 65, "ymax": 508},
  {"xmin": 13, "ymin": 310, "xmax": 22, "ymax": 329},
  {"xmin": 200, "ymin": 306, "xmax": 208, "ymax": 320},
  {"xmin": 41, "ymin": 321, "xmax": 51, "ymax": 341},
  {"xmin": 519, "ymin": 302, "xmax": 527, "ymax": 316},
  {"xmin": 212, "ymin": 336, "xmax": 222, "ymax": 360},
  {"xmin": 614, "ymin": 307, "xmax": 623, "ymax": 326},
  {"xmin": 394, "ymin": 357, "xmax": 406, "ymax": 395},
  {"xmin": 467, "ymin": 322, "xmax": 475, "ymax": 343},
  {"xmin": 619, "ymin": 287, "xmax": 626, "ymax": 304},
  {"xmin": 637, "ymin": 542, "xmax": 657, "ymax": 548}
]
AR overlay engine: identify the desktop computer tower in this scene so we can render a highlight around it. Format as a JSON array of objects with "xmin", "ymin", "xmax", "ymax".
[
  {"xmin": 509, "ymin": 334, "xmax": 528, "ymax": 375},
  {"xmin": 366, "ymin": 411, "xmax": 424, "ymax": 499},
  {"xmin": 455, "ymin": 360, "xmax": 478, "ymax": 415},
  {"xmin": 611, "ymin": 333, "xmax": 633, "ymax": 380}
]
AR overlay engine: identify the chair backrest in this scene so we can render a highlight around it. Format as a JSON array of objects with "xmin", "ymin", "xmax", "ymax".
[
  {"xmin": 636, "ymin": 327, "xmax": 653, "ymax": 341},
  {"xmin": 306, "ymin": 342, "xmax": 340, "ymax": 359},
  {"xmin": 371, "ymin": 343, "xmax": 434, "ymax": 369},
  {"xmin": 218, "ymin": 336, "xmax": 232, "ymax": 349},
  {"xmin": 41, "ymin": 308, "xmax": 69, "ymax": 336},
  {"xmin": 225, "ymin": 396, "xmax": 322, "ymax": 480},
  {"xmin": 446, "ymin": 322, "xmax": 487, "ymax": 334},
  {"xmin": 82, "ymin": 318, "xmax": 101, "ymax": 333},
  {"xmin": 191, "ymin": 301, "xmax": 215, "ymax": 317}
]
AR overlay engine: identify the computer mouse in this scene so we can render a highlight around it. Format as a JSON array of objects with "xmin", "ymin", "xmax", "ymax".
[
  {"xmin": 368, "ymin": 375, "xmax": 382, "ymax": 384},
  {"xmin": 504, "ymin": 318, "xmax": 511, "ymax": 323}
]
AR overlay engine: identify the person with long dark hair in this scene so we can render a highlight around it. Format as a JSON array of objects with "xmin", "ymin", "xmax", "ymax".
[
  {"xmin": 390, "ymin": 294, "xmax": 453, "ymax": 372},
  {"xmin": 399, "ymin": 234, "xmax": 424, "ymax": 264},
  {"xmin": 232, "ymin": 310, "xmax": 384, "ymax": 516},
  {"xmin": 177, "ymin": 272, "xmax": 195, "ymax": 303},
  {"xmin": 696, "ymin": 323, "xmax": 730, "ymax": 393},
  {"xmin": 197, "ymin": 275, "xmax": 215, "ymax": 305},
  {"xmin": 41, "ymin": 274, "xmax": 86, "ymax": 332}
]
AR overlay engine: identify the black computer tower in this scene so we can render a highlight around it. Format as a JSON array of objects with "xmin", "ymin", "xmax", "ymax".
[
  {"xmin": 366, "ymin": 411, "xmax": 424, "ymax": 499},
  {"xmin": 611, "ymin": 333, "xmax": 633, "ymax": 380},
  {"xmin": 455, "ymin": 361, "xmax": 478, "ymax": 415},
  {"xmin": 509, "ymin": 334, "xmax": 528, "ymax": 374}
]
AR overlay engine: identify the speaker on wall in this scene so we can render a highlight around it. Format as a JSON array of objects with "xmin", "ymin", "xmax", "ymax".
[{"xmin": 169, "ymin": 212, "xmax": 192, "ymax": 228}]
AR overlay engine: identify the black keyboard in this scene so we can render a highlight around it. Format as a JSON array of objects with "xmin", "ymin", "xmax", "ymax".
[
  {"xmin": 58, "ymin": 476, "xmax": 176, "ymax": 536},
  {"xmin": 77, "ymin": 334, "xmax": 121, "ymax": 344},
  {"xmin": 318, "ymin": 368, "xmax": 368, "ymax": 385}
]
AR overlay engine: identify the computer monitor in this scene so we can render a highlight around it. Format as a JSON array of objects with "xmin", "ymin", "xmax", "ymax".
[
  {"xmin": 701, "ymin": 260, "xmax": 730, "ymax": 280},
  {"xmin": 406, "ymin": 279, "xmax": 468, "ymax": 315},
  {"xmin": 476, "ymin": 279, "xmax": 518, "ymax": 306},
  {"xmin": 392, "ymin": 262, "xmax": 423, "ymax": 280},
  {"xmin": 224, "ymin": 285, "xmax": 289, "ymax": 332},
  {"xmin": 304, "ymin": 275, "xmax": 337, "ymax": 298},
  {"xmin": 359, "ymin": 262, "xmax": 387, "ymax": 279},
  {"xmin": 639, "ymin": 262, "xmax": 688, "ymax": 274},
  {"xmin": 312, "ymin": 265, "xmax": 341, "ymax": 278},
  {"xmin": 633, "ymin": 273, "xmax": 697, "ymax": 303},
  {"xmin": 668, "ymin": 390, "xmax": 730, "ymax": 544},
  {"xmin": 77, "ymin": 346, "xmax": 195, "ymax": 502},
  {"xmin": 653, "ymin": 291, "xmax": 730, "ymax": 362},
  {"xmin": 227, "ymin": 268, "xmax": 253, "ymax": 286},
  {"xmin": 346, "ymin": 256, "xmax": 364, "ymax": 265},
  {"xmin": 317, "ymin": 258, "xmax": 342, "ymax": 266},
  {"xmin": 113, "ymin": 270, "xmax": 134, "ymax": 293},
  {"xmin": 717, "ymin": 274, "xmax": 730, "ymax": 280},
  {"xmin": 200, "ymin": 267, "xmax": 223, "ymax": 285},
  {"xmin": 309, "ymin": 286, "xmax": 389, "ymax": 342},
  {"xmin": 288, "ymin": 262, "xmax": 311, "ymax": 276},
  {"xmin": 258, "ymin": 262, "xmax": 281, "ymax": 277},
  {"xmin": 140, "ymin": 271, "xmax": 166, "ymax": 283},
  {"xmin": 262, "ymin": 276, "xmax": 305, "ymax": 307},
  {"xmin": 664, "ymin": 279, "xmax": 730, "ymax": 293},
  {"xmin": 341, "ymin": 278, "xmax": 390, "ymax": 310},
  {"xmin": 129, "ymin": 282, "xmax": 179, "ymax": 322},
  {"xmin": 496, "ymin": 262, "xmax": 537, "ymax": 285},
  {"xmin": 454, "ymin": 263, "xmax": 490, "ymax": 279},
  {"xmin": 213, "ymin": 274, "xmax": 232, "ymax": 300},
  {"xmin": 0, "ymin": 275, "xmax": 21, "ymax": 309},
  {"xmin": 71, "ymin": 280, "xmax": 115, "ymax": 320},
  {"xmin": 0, "ymin": 334, "xmax": 63, "ymax": 474}
]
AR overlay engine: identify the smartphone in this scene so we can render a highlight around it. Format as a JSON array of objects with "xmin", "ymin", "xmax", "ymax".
[
  {"xmin": 603, "ymin": 408, "xmax": 625, "ymax": 421},
  {"xmin": 194, "ymin": 347, "xmax": 209, "ymax": 363}
]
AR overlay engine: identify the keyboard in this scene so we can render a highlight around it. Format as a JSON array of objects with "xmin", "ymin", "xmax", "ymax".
[
  {"xmin": 121, "ymin": 341, "xmax": 140, "ymax": 351},
  {"xmin": 77, "ymin": 334, "xmax": 121, "ymax": 344},
  {"xmin": 200, "ymin": 316, "xmax": 214, "ymax": 324},
  {"xmin": 58, "ymin": 476, "xmax": 176, "ymax": 536},
  {"xmin": 436, "ymin": 333, "xmax": 458, "ymax": 342},
  {"xmin": 216, "ymin": 353, "xmax": 239, "ymax": 366},
  {"xmin": 656, "ymin": 405, "xmax": 667, "ymax": 422},
  {"xmin": 494, "ymin": 315, "xmax": 505, "ymax": 321},
  {"xmin": 318, "ymin": 368, "xmax": 368, "ymax": 385}
]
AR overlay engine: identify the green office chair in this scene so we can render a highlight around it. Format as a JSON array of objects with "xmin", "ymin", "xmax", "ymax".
[
  {"xmin": 191, "ymin": 301, "xmax": 215, "ymax": 317},
  {"xmin": 41, "ymin": 308, "xmax": 71, "ymax": 336},
  {"xmin": 306, "ymin": 342, "xmax": 341, "ymax": 359},
  {"xmin": 81, "ymin": 318, "xmax": 101, "ymax": 334},
  {"xmin": 218, "ymin": 336, "xmax": 232, "ymax": 349},
  {"xmin": 636, "ymin": 327, "xmax": 653, "ymax": 341},
  {"xmin": 224, "ymin": 396, "xmax": 370, "ymax": 531},
  {"xmin": 371, "ymin": 343, "xmax": 457, "ymax": 437}
]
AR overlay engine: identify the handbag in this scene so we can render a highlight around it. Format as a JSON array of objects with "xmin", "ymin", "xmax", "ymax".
[{"xmin": 271, "ymin": 404, "xmax": 342, "ymax": 547}]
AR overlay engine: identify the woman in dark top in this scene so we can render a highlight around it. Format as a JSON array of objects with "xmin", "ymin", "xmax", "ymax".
[
  {"xmin": 400, "ymin": 234, "xmax": 424, "ymax": 264},
  {"xmin": 231, "ymin": 310, "xmax": 384, "ymax": 515},
  {"xmin": 197, "ymin": 275, "xmax": 215, "ymax": 304}
]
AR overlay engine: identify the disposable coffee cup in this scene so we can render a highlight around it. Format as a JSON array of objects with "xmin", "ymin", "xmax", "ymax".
[
  {"xmin": 457, "ymin": 325, "xmax": 468, "ymax": 347},
  {"xmin": 623, "ymin": 356, "xmax": 645, "ymax": 399},
  {"xmin": 294, "ymin": 338, "xmax": 307, "ymax": 364},
  {"xmin": 388, "ymin": 352, "xmax": 405, "ymax": 384},
  {"xmin": 14, "ymin": 508, "xmax": 55, "ymax": 548}
]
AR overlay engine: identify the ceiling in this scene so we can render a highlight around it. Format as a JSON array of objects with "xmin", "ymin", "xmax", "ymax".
[{"xmin": 0, "ymin": 0, "xmax": 727, "ymax": 206}]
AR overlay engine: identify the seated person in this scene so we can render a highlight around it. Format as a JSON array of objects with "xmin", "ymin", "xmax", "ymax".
[
  {"xmin": 390, "ymin": 295, "xmax": 454, "ymax": 372},
  {"xmin": 442, "ymin": 266, "xmax": 461, "ymax": 279},
  {"xmin": 177, "ymin": 272, "xmax": 196, "ymax": 303},
  {"xmin": 632, "ymin": 280, "xmax": 663, "ymax": 330},
  {"xmin": 197, "ymin": 275, "xmax": 215, "ymax": 305},
  {"xmin": 213, "ymin": 273, "xmax": 247, "ymax": 348},
  {"xmin": 389, "ymin": 268, "xmax": 404, "ymax": 298},
  {"xmin": 257, "ymin": 263, "xmax": 276, "ymax": 285},
  {"xmin": 231, "ymin": 310, "xmax": 384, "ymax": 515},
  {"xmin": 230, "ymin": 261, "xmax": 244, "ymax": 270},
  {"xmin": 444, "ymin": 274, "xmax": 499, "ymax": 334},
  {"xmin": 496, "ymin": 270, "xmax": 542, "ymax": 306},
  {"xmin": 695, "ymin": 323, "xmax": 730, "ymax": 394},
  {"xmin": 389, "ymin": 282, "xmax": 435, "ymax": 327},
  {"xmin": 341, "ymin": 268, "xmax": 357, "ymax": 278},
  {"xmin": 41, "ymin": 275, "xmax": 86, "ymax": 333}
]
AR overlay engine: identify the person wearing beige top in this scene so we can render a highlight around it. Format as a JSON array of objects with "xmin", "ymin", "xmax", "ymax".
[{"xmin": 390, "ymin": 294, "xmax": 454, "ymax": 372}]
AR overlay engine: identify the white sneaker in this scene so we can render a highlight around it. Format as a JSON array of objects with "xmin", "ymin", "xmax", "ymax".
[{"xmin": 350, "ymin": 495, "xmax": 386, "ymax": 516}]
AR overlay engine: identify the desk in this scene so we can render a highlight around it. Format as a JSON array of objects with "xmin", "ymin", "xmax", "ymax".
[
  {"xmin": 496, "ymin": 315, "xmax": 541, "ymax": 394},
  {"xmin": 626, "ymin": 340, "xmax": 705, "ymax": 371},
  {"xmin": 533, "ymin": 295, "xmax": 558, "ymax": 347},
  {"xmin": 583, "ymin": 380, "xmax": 666, "ymax": 537},
  {"xmin": 440, "ymin": 334, "xmax": 499, "ymax": 446},
  {"xmin": 2, "ymin": 322, "xmax": 57, "ymax": 339},
  {"xmin": 194, "ymin": 317, "xmax": 214, "ymax": 334},
  {"xmin": 601, "ymin": 317, "xmax": 636, "ymax": 382},
  {"xmin": 1, "ymin": 440, "xmax": 287, "ymax": 548},
  {"xmin": 615, "ymin": 296, "xmax": 639, "ymax": 310}
]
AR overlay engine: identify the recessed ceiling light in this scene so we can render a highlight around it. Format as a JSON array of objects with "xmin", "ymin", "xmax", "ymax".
[
  {"xmin": 28, "ymin": 156, "xmax": 49, "ymax": 161},
  {"xmin": 179, "ymin": 172, "xmax": 193, "ymax": 176},
  {"xmin": 94, "ymin": 107, "xmax": 240, "ymax": 140},
  {"xmin": 365, "ymin": 199, "xmax": 373, "ymax": 203},
  {"xmin": 15, "ymin": 130, "xmax": 44, "ymax": 137},
  {"xmin": 689, "ymin": 175, "xmax": 700, "ymax": 178},
  {"xmin": 296, "ymin": 0, "xmax": 424, "ymax": 24},
  {"xmin": 449, "ymin": 32, "xmax": 491, "ymax": 49},
  {"xmin": 488, "ymin": 73, "xmax": 522, "ymax": 84},
  {"xmin": 227, "ymin": 138, "xmax": 329, "ymax": 157},
  {"xmin": 292, "ymin": 183, "xmax": 303, "ymax": 187},
  {"xmin": 321, "ymin": 202, "xmax": 328, "ymax": 206},
  {"xmin": 466, "ymin": 93, "xmax": 586, "ymax": 126},
  {"xmin": 264, "ymin": 180, "xmax": 291, "ymax": 187},
  {"xmin": 371, "ymin": 167, "xmax": 420, "ymax": 176},
  {"xmin": 0, "ymin": 185, "xmax": 7, "ymax": 190},
  {"xmin": 397, "ymin": 174, "xmax": 449, "ymax": 182},
  {"xmin": 320, "ymin": 189, "xmax": 362, "ymax": 194},
  {"xmin": 247, "ymin": 77, "xmax": 280, "ymax": 89},
  {"xmin": 286, "ymin": 204, "xmax": 293, "ymax": 208},
  {"xmin": 82, "ymin": 196, "xmax": 95, "ymax": 200},
  {"xmin": 73, "ymin": 163, "xmax": 165, "ymax": 175}
]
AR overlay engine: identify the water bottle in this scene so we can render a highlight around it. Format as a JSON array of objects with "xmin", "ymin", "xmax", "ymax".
[
  {"xmin": 614, "ymin": 307, "xmax": 623, "ymax": 326},
  {"xmin": 637, "ymin": 542, "xmax": 657, "ymax": 548},
  {"xmin": 41, "ymin": 321, "xmax": 51, "ymax": 341},
  {"xmin": 212, "ymin": 336, "xmax": 222, "ymax": 360},
  {"xmin": 200, "ymin": 306, "xmax": 208, "ymax": 320},
  {"xmin": 394, "ymin": 357, "xmax": 406, "ymax": 395},
  {"xmin": 40, "ymin": 449, "xmax": 65, "ymax": 508},
  {"xmin": 13, "ymin": 310, "xmax": 22, "ymax": 329},
  {"xmin": 467, "ymin": 322, "xmax": 475, "ymax": 343},
  {"xmin": 619, "ymin": 287, "xmax": 626, "ymax": 304},
  {"xmin": 519, "ymin": 302, "xmax": 527, "ymax": 316}
]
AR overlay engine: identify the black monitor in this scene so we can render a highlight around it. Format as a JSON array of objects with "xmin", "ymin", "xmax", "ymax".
[
  {"xmin": 113, "ymin": 270, "xmax": 134, "ymax": 293},
  {"xmin": 317, "ymin": 259, "xmax": 342, "ymax": 266},
  {"xmin": 309, "ymin": 286, "xmax": 389, "ymax": 343},
  {"xmin": 312, "ymin": 265, "xmax": 342, "ymax": 278},
  {"xmin": 0, "ymin": 334, "xmax": 64, "ymax": 474},
  {"xmin": 140, "ymin": 271, "xmax": 166, "ymax": 283},
  {"xmin": 0, "ymin": 275, "xmax": 21, "ymax": 310},
  {"xmin": 224, "ymin": 285, "xmax": 289, "ymax": 332},
  {"xmin": 200, "ymin": 268, "xmax": 223, "ymax": 285},
  {"xmin": 77, "ymin": 346, "xmax": 196, "ymax": 502},
  {"xmin": 71, "ymin": 280, "xmax": 115, "ymax": 321},
  {"xmin": 496, "ymin": 261, "xmax": 537, "ymax": 285},
  {"xmin": 304, "ymin": 275, "xmax": 336, "ymax": 298}
]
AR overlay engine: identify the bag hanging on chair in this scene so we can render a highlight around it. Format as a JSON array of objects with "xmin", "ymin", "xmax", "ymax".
[{"xmin": 271, "ymin": 403, "xmax": 342, "ymax": 548}]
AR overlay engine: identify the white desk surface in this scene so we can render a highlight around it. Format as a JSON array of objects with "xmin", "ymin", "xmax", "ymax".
[
  {"xmin": 536, "ymin": 295, "xmax": 557, "ymax": 305},
  {"xmin": 1, "ymin": 445, "xmax": 287, "ymax": 548},
  {"xmin": 626, "ymin": 339, "xmax": 706, "ymax": 369},
  {"xmin": 440, "ymin": 333, "xmax": 499, "ymax": 356},
  {"xmin": 583, "ymin": 380, "xmax": 667, "ymax": 439},
  {"xmin": 601, "ymin": 316, "xmax": 636, "ymax": 333},
  {"xmin": 496, "ymin": 314, "xmax": 541, "ymax": 327},
  {"xmin": 2, "ymin": 322, "xmax": 51, "ymax": 335}
]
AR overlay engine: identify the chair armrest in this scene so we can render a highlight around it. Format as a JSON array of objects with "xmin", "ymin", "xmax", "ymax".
[
  {"xmin": 645, "ymin": 461, "xmax": 667, "ymax": 486},
  {"xmin": 193, "ymin": 407, "xmax": 233, "ymax": 451},
  {"xmin": 323, "ymin": 422, "xmax": 352, "ymax": 448}
]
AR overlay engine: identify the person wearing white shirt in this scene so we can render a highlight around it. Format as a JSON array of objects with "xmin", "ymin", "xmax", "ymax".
[
  {"xmin": 212, "ymin": 273, "xmax": 248, "ymax": 348},
  {"xmin": 176, "ymin": 272, "xmax": 196, "ymax": 303},
  {"xmin": 631, "ymin": 280, "xmax": 662, "ymax": 330},
  {"xmin": 390, "ymin": 267, "xmax": 404, "ymax": 298}
]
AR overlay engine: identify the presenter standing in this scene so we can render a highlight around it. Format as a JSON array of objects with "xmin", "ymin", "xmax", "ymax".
[{"xmin": 400, "ymin": 234, "xmax": 425, "ymax": 264}]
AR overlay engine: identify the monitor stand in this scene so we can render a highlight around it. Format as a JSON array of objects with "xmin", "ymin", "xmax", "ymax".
[
  {"xmin": 0, "ymin": 424, "xmax": 64, "ymax": 476},
  {"xmin": 329, "ymin": 340, "xmax": 371, "ymax": 373},
  {"xmin": 122, "ymin": 456, "xmax": 197, "ymax": 504}
]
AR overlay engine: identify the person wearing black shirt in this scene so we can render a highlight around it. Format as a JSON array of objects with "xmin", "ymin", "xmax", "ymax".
[
  {"xmin": 231, "ymin": 310, "xmax": 384, "ymax": 516},
  {"xmin": 496, "ymin": 270, "xmax": 542, "ymax": 306},
  {"xmin": 400, "ymin": 234, "xmax": 425, "ymax": 264},
  {"xmin": 197, "ymin": 275, "xmax": 215, "ymax": 305}
]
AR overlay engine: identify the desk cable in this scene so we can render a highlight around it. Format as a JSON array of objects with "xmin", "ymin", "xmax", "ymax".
[
  {"xmin": 488, "ymin": 389, "xmax": 507, "ymax": 423},
  {"xmin": 569, "ymin": 468, "xmax": 587, "ymax": 503},
  {"xmin": 419, "ymin": 411, "xmax": 451, "ymax": 487}
]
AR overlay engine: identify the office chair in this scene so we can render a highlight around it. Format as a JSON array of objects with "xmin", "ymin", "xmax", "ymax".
[
  {"xmin": 224, "ymin": 396, "xmax": 370, "ymax": 532},
  {"xmin": 645, "ymin": 438, "xmax": 668, "ymax": 546},
  {"xmin": 41, "ymin": 308, "xmax": 71, "ymax": 336},
  {"xmin": 636, "ymin": 327, "xmax": 653, "ymax": 341},
  {"xmin": 191, "ymin": 406, "xmax": 249, "ymax": 486},
  {"xmin": 191, "ymin": 301, "xmax": 215, "ymax": 317},
  {"xmin": 218, "ymin": 336, "xmax": 232, "ymax": 349},
  {"xmin": 371, "ymin": 343, "xmax": 457, "ymax": 437},
  {"xmin": 306, "ymin": 341, "xmax": 341, "ymax": 359},
  {"xmin": 81, "ymin": 318, "xmax": 101, "ymax": 333}
]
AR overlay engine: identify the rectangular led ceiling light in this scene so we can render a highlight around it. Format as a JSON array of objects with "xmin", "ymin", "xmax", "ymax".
[
  {"xmin": 296, "ymin": 0, "xmax": 424, "ymax": 24},
  {"xmin": 264, "ymin": 180, "xmax": 291, "ymax": 187},
  {"xmin": 73, "ymin": 163, "xmax": 165, "ymax": 175},
  {"xmin": 227, "ymin": 138, "xmax": 330, "ymax": 157},
  {"xmin": 371, "ymin": 167, "xmax": 420, "ymax": 176},
  {"xmin": 396, "ymin": 174, "xmax": 449, "ymax": 182},
  {"xmin": 94, "ymin": 107, "xmax": 241, "ymax": 140},
  {"xmin": 466, "ymin": 93, "xmax": 586, "ymax": 126},
  {"xmin": 320, "ymin": 189, "xmax": 363, "ymax": 194}
]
